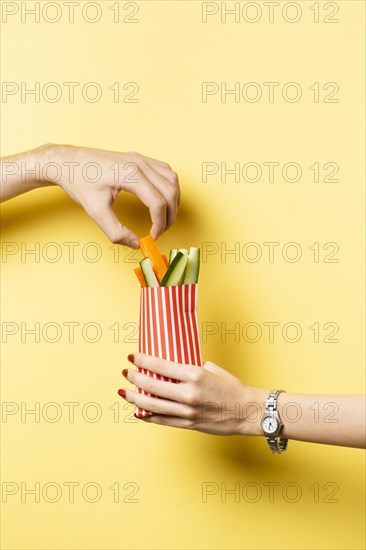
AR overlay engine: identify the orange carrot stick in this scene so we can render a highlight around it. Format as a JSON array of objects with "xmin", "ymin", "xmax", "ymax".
[
  {"xmin": 134, "ymin": 266, "xmax": 147, "ymax": 287},
  {"xmin": 162, "ymin": 254, "xmax": 169, "ymax": 268},
  {"xmin": 139, "ymin": 235, "xmax": 167, "ymax": 283}
]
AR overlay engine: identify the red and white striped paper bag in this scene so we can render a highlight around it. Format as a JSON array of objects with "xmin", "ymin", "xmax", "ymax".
[{"xmin": 135, "ymin": 284, "xmax": 203, "ymax": 418}]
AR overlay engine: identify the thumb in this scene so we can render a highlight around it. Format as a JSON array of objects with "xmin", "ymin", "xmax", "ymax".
[{"xmin": 87, "ymin": 204, "xmax": 139, "ymax": 248}]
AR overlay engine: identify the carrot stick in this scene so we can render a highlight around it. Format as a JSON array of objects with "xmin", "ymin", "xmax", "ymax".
[
  {"xmin": 134, "ymin": 266, "xmax": 147, "ymax": 287},
  {"xmin": 162, "ymin": 254, "xmax": 169, "ymax": 267},
  {"xmin": 139, "ymin": 235, "xmax": 167, "ymax": 283}
]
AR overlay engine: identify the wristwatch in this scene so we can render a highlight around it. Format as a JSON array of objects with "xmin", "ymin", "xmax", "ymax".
[{"xmin": 261, "ymin": 390, "xmax": 288, "ymax": 454}]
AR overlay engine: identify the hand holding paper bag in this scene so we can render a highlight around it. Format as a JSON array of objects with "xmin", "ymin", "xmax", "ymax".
[
  {"xmin": 120, "ymin": 353, "xmax": 261, "ymax": 435},
  {"xmin": 136, "ymin": 284, "xmax": 202, "ymax": 417}
]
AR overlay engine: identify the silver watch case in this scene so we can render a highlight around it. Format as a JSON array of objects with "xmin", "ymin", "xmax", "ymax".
[{"xmin": 261, "ymin": 412, "xmax": 283, "ymax": 437}]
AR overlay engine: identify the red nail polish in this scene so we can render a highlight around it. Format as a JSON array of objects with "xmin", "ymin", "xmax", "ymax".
[
  {"xmin": 127, "ymin": 354, "xmax": 135, "ymax": 364},
  {"xmin": 118, "ymin": 389, "xmax": 126, "ymax": 398},
  {"xmin": 122, "ymin": 369, "xmax": 128, "ymax": 378}
]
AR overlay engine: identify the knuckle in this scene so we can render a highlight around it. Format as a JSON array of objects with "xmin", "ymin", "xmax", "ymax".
[
  {"xmin": 190, "ymin": 368, "xmax": 203, "ymax": 383},
  {"xmin": 127, "ymin": 151, "xmax": 139, "ymax": 159},
  {"xmin": 167, "ymin": 170, "xmax": 179, "ymax": 184},
  {"xmin": 185, "ymin": 387, "xmax": 201, "ymax": 407},
  {"xmin": 186, "ymin": 408, "xmax": 198, "ymax": 421},
  {"xmin": 125, "ymin": 153, "xmax": 141, "ymax": 166},
  {"xmin": 152, "ymin": 196, "xmax": 167, "ymax": 213},
  {"xmin": 109, "ymin": 235, "xmax": 121, "ymax": 245},
  {"xmin": 166, "ymin": 184, "xmax": 179, "ymax": 202},
  {"xmin": 109, "ymin": 230, "xmax": 125, "ymax": 244},
  {"xmin": 185, "ymin": 418, "xmax": 196, "ymax": 430},
  {"xmin": 149, "ymin": 400, "xmax": 160, "ymax": 414}
]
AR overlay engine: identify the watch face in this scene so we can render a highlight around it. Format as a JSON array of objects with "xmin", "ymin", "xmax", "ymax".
[{"xmin": 262, "ymin": 416, "xmax": 279, "ymax": 435}]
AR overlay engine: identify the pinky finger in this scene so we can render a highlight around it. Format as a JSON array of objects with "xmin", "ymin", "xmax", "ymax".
[
  {"xmin": 141, "ymin": 415, "xmax": 193, "ymax": 429},
  {"xmin": 119, "ymin": 387, "xmax": 192, "ymax": 418}
]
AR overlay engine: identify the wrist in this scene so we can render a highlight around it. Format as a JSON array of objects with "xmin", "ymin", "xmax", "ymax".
[
  {"xmin": 239, "ymin": 386, "xmax": 269, "ymax": 437},
  {"xmin": 17, "ymin": 144, "xmax": 58, "ymax": 190},
  {"xmin": 32, "ymin": 143, "xmax": 60, "ymax": 187},
  {"xmin": 40, "ymin": 143, "xmax": 78, "ymax": 191},
  {"xmin": 0, "ymin": 144, "xmax": 61, "ymax": 202}
]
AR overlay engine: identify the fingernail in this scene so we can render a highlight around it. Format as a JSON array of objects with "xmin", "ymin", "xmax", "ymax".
[
  {"xmin": 122, "ymin": 368, "xmax": 128, "ymax": 378},
  {"xmin": 127, "ymin": 354, "xmax": 134, "ymax": 364},
  {"xmin": 131, "ymin": 241, "xmax": 139, "ymax": 249},
  {"xmin": 118, "ymin": 389, "xmax": 126, "ymax": 398}
]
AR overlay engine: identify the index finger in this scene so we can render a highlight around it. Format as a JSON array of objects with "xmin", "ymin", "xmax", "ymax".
[
  {"xmin": 130, "ymin": 353, "xmax": 197, "ymax": 382},
  {"xmin": 122, "ymin": 171, "xmax": 167, "ymax": 239}
]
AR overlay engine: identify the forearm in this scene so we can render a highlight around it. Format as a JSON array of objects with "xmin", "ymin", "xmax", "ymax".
[
  {"xmin": 249, "ymin": 389, "xmax": 366, "ymax": 449},
  {"xmin": 1, "ymin": 144, "xmax": 179, "ymax": 245},
  {"xmin": 0, "ymin": 144, "xmax": 54, "ymax": 201},
  {"xmin": 118, "ymin": 356, "xmax": 366, "ymax": 449}
]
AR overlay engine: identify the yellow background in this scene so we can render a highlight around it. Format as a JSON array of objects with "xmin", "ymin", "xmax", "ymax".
[{"xmin": 1, "ymin": 1, "xmax": 365, "ymax": 549}]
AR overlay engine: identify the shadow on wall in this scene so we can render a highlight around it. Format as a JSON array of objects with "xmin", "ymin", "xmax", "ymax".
[
  {"xmin": 1, "ymin": 181, "xmax": 355, "ymax": 483},
  {"xmin": 0, "ymin": 182, "xmax": 305, "ymax": 475},
  {"xmin": 0, "ymin": 185, "xmax": 203, "ymax": 244},
  {"xmin": 0, "ymin": 188, "xmax": 79, "ymax": 235},
  {"xmin": 197, "ymin": 265, "xmax": 357, "ymax": 482},
  {"xmin": 198, "ymin": 264, "xmax": 276, "ymax": 473}
]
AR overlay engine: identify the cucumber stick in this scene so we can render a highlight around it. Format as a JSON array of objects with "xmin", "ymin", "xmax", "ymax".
[
  {"xmin": 160, "ymin": 252, "xmax": 188, "ymax": 287},
  {"xmin": 169, "ymin": 249, "xmax": 178, "ymax": 264},
  {"xmin": 177, "ymin": 249, "xmax": 188, "ymax": 283},
  {"xmin": 140, "ymin": 257, "xmax": 159, "ymax": 287},
  {"xmin": 183, "ymin": 247, "xmax": 200, "ymax": 284}
]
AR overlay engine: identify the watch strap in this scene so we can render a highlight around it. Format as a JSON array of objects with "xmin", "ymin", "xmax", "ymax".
[
  {"xmin": 267, "ymin": 435, "xmax": 288, "ymax": 453},
  {"xmin": 263, "ymin": 389, "xmax": 288, "ymax": 454}
]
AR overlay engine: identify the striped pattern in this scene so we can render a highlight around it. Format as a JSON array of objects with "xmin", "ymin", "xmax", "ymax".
[{"xmin": 135, "ymin": 284, "xmax": 203, "ymax": 418}]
